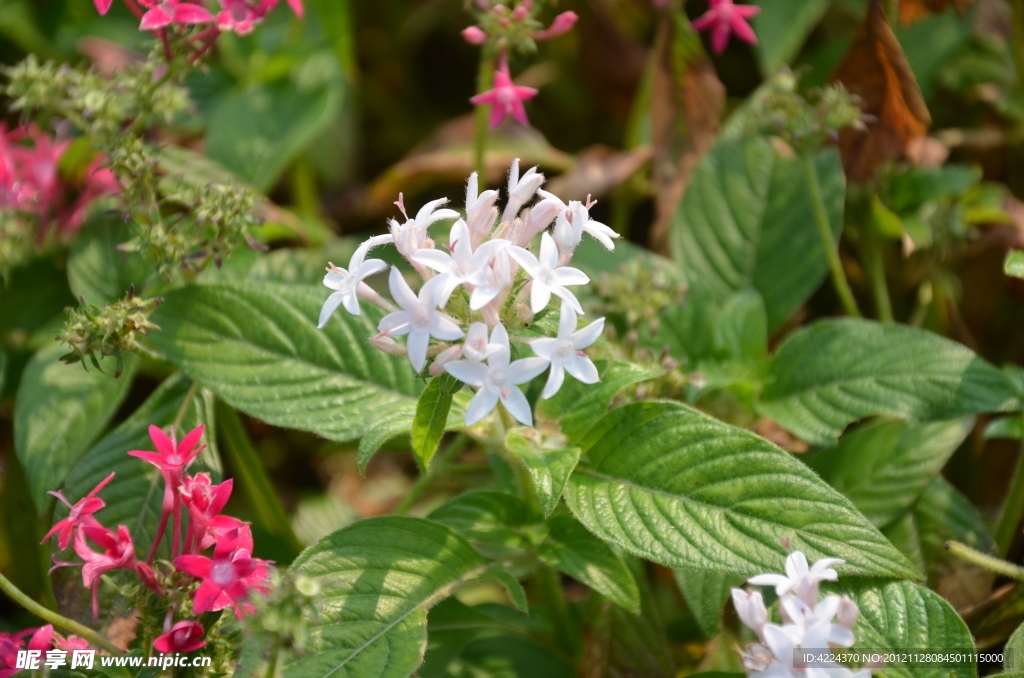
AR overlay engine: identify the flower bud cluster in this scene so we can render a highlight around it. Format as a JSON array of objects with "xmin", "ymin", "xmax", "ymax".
[
  {"xmin": 462, "ymin": 0, "xmax": 577, "ymax": 52},
  {"xmin": 734, "ymin": 552, "xmax": 873, "ymax": 678},
  {"xmin": 318, "ymin": 159, "xmax": 620, "ymax": 427},
  {"xmin": 58, "ymin": 287, "xmax": 163, "ymax": 376}
]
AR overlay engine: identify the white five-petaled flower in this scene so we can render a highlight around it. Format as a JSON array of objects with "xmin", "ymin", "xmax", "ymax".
[
  {"xmin": 467, "ymin": 243, "xmax": 514, "ymax": 310},
  {"xmin": 465, "ymin": 172, "xmax": 500, "ymax": 246},
  {"xmin": 748, "ymin": 552, "xmax": 844, "ymax": 606},
  {"xmin": 501, "ymin": 158, "xmax": 545, "ymax": 223},
  {"xmin": 508, "ymin": 232, "xmax": 589, "ymax": 314},
  {"xmin": 317, "ymin": 236, "xmax": 389, "ymax": 327},
  {"xmin": 779, "ymin": 595, "xmax": 855, "ymax": 648},
  {"xmin": 444, "ymin": 323, "xmax": 548, "ymax": 426},
  {"xmin": 387, "ymin": 194, "xmax": 460, "ymax": 258},
  {"xmin": 462, "ymin": 322, "xmax": 503, "ymax": 362},
  {"xmin": 378, "ymin": 267, "xmax": 464, "ymax": 372},
  {"xmin": 530, "ymin": 302, "xmax": 603, "ymax": 398},
  {"xmin": 410, "ymin": 219, "xmax": 509, "ymax": 306},
  {"xmin": 537, "ymin": 189, "xmax": 620, "ymax": 253}
]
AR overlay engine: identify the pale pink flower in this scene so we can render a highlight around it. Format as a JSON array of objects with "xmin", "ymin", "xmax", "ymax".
[
  {"xmin": 691, "ymin": 0, "xmax": 760, "ymax": 55},
  {"xmin": 470, "ymin": 63, "xmax": 538, "ymax": 128}
]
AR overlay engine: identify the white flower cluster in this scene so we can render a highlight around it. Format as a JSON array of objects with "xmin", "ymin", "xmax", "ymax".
[
  {"xmin": 733, "ymin": 552, "xmax": 871, "ymax": 678},
  {"xmin": 316, "ymin": 159, "xmax": 619, "ymax": 427}
]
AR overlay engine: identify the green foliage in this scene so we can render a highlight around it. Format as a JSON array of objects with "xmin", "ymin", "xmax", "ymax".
[
  {"xmin": 67, "ymin": 217, "xmax": 150, "ymax": 305},
  {"xmin": 674, "ymin": 569, "xmax": 745, "ymax": 639},
  {"xmin": 1007, "ymin": 251, "xmax": 1024, "ymax": 280},
  {"xmin": 564, "ymin": 401, "xmax": 918, "ymax": 577},
  {"xmin": 412, "ymin": 374, "xmax": 460, "ymax": 471},
  {"xmin": 751, "ymin": 0, "xmax": 830, "ymax": 74},
  {"xmin": 761, "ymin": 319, "xmax": 1021, "ymax": 445},
  {"xmin": 504, "ymin": 429, "xmax": 581, "ymax": 518}
]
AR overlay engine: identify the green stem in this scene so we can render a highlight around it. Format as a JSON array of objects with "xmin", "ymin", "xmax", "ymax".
[
  {"xmin": 393, "ymin": 434, "xmax": 469, "ymax": 516},
  {"xmin": 995, "ymin": 438, "xmax": 1024, "ymax": 556},
  {"xmin": 216, "ymin": 402, "xmax": 303, "ymax": 555},
  {"xmin": 473, "ymin": 48, "xmax": 495, "ymax": 188},
  {"xmin": 946, "ymin": 540, "xmax": 1024, "ymax": 581},
  {"xmin": 862, "ymin": 220, "xmax": 894, "ymax": 323},
  {"xmin": 803, "ymin": 155, "xmax": 862, "ymax": 318},
  {"xmin": 0, "ymin": 572, "xmax": 123, "ymax": 655},
  {"xmin": 537, "ymin": 564, "xmax": 580, "ymax": 659},
  {"xmin": 1013, "ymin": 0, "xmax": 1024, "ymax": 91}
]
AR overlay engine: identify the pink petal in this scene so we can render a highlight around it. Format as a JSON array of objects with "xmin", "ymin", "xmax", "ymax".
[
  {"xmin": 488, "ymin": 103, "xmax": 507, "ymax": 128},
  {"xmin": 730, "ymin": 15, "xmax": 757, "ymax": 44},
  {"xmin": 173, "ymin": 554, "xmax": 212, "ymax": 579},
  {"xmin": 127, "ymin": 450, "xmax": 165, "ymax": 467},
  {"xmin": 139, "ymin": 7, "xmax": 173, "ymax": 30},
  {"xmin": 87, "ymin": 472, "xmax": 116, "ymax": 498},
  {"xmin": 711, "ymin": 22, "xmax": 731, "ymax": 54},
  {"xmin": 512, "ymin": 85, "xmax": 539, "ymax": 100},
  {"xmin": 173, "ymin": 3, "xmax": 214, "ymax": 23},
  {"xmin": 470, "ymin": 90, "xmax": 498, "ymax": 105},
  {"xmin": 734, "ymin": 4, "xmax": 761, "ymax": 17},
  {"xmin": 178, "ymin": 424, "xmax": 206, "ymax": 458},
  {"xmin": 286, "ymin": 0, "xmax": 304, "ymax": 17},
  {"xmin": 192, "ymin": 580, "xmax": 222, "ymax": 614},
  {"xmin": 93, "ymin": 0, "xmax": 114, "ymax": 14},
  {"xmin": 691, "ymin": 11, "xmax": 717, "ymax": 31},
  {"xmin": 148, "ymin": 425, "xmax": 175, "ymax": 457},
  {"xmin": 509, "ymin": 100, "xmax": 530, "ymax": 126},
  {"xmin": 41, "ymin": 519, "xmax": 70, "ymax": 546}
]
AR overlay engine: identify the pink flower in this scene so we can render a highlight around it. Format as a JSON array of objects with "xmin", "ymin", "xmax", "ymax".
[
  {"xmin": 42, "ymin": 472, "xmax": 115, "ymax": 550},
  {"xmin": 532, "ymin": 11, "xmax": 577, "ymax": 40},
  {"xmin": 470, "ymin": 63, "xmax": 538, "ymax": 128},
  {"xmin": 462, "ymin": 26, "xmax": 488, "ymax": 44},
  {"xmin": 93, "ymin": 0, "xmax": 115, "ymax": 15},
  {"xmin": 129, "ymin": 425, "xmax": 206, "ymax": 486},
  {"xmin": 74, "ymin": 525, "xmax": 141, "ymax": 618},
  {"xmin": 154, "ymin": 621, "xmax": 206, "ymax": 653},
  {"xmin": 0, "ymin": 633, "xmax": 23, "ymax": 678},
  {"xmin": 216, "ymin": 0, "xmax": 303, "ymax": 33},
  {"xmin": 173, "ymin": 531, "xmax": 259, "ymax": 617},
  {"xmin": 138, "ymin": 0, "xmax": 214, "ymax": 30},
  {"xmin": 691, "ymin": 0, "xmax": 760, "ymax": 54},
  {"xmin": 181, "ymin": 473, "xmax": 233, "ymax": 550},
  {"xmin": 54, "ymin": 634, "xmax": 90, "ymax": 652}
]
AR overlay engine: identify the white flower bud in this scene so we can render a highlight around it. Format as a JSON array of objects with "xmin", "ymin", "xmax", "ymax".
[
  {"xmin": 516, "ymin": 197, "xmax": 562, "ymax": 246},
  {"xmin": 429, "ymin": 345, "xmax": 461, "ymax": 375},
  {"xmin": 731, "ymin": 588, "xmax": 768, "ymax": 641},
  {"xmin": 369, "ymin": 333, "xmax": 407, "ymax": 356},
  {"xmin": 552, "ymin": 207, "xmax": 581, "ymax": 256},
  {"xmin": 837, "ymin": 595, "xmax": 859, "ymax": 630},
  {"xmin": 516, "ymin": 303, "xmax": 534, "ymax": 325},
  {"xmin": 502, "ymin": 158, "xmax": 545, "ymax": 223}
]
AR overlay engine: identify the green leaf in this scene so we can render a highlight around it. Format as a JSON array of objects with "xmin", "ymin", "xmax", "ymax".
[
  {"xmin": 673, "ymin": 569, "xmax": 745, "ymax": 639},
  {"xmin": 149, "ymin": 282, "xmax": 420, "ymax": 444},
  {"xmin": 836, "ymin": 579, "xmax": 976, "ymax": 678},
  {"xmin": 504, "ymin": 429, "xmax": 580, "ymax": 518},
  {"xmin": 1007, "ymin": 622, "xmax": 1024, "ymax": 670},
  {"xmin": 563, "ymin": 401, "xmax": 918, "ymax": 577},
  {"xmin": 984, "ymin": 414, "xmax": 1024, "ymax": 440},
  {"xmin": 669, "ymin": 137, "xmax": 846, "ymax": 329},
  {"xmin": 761, "ymin": 319, "xmax": 1021, "ymax": 446},
  {"xmin": 1006, "ymin": 251, "xmax": 1024, "ymax": 280},
  {"xmin": 14, "ymin": 344, "xmax": 136, "ymax": 513},
  {"xmin": 807, "ymin": 419, "xmax": 972, "ymax": 529},
  {"xmin": 427, "ymin": 491, "xmax": 537, "ymax": 557},
  {"xmin": 439, "ymin": 635, "xmax": 574, "ymax": 678},
  {"xmin": 751, "ymin": 0, "xmax": 830, "ymax": 74},
  {"xmin": 536, "ymin": 515, "xmax": 640, "ymax": 614},
  {"xmin": 412, "ymin": 374, "xmax": 460, "ymax": 471},
  {"xmin": 358, "ymin": 403, "xmax": 417, "ymax": 473},
  {"xmin": 421, "ymin": 599, "xmax": 542, "ymax": 678},
  {"xmin": 206, "ymin": 81, "xmax": 342, "ymax": 192},
  {"xmin": 536, "ymin": 359, "xmax": 659, "ymax": 443},
  {"xmin": 56, "ymin": 374, "xmax": 220, "ymax": 559},
  {"xmin": 286, "ymin": 516, "xmax": 511, "ymax": 678},
  {"xmin": 67, "ymin": 216, "xmax": 149, "ymax": 305}
]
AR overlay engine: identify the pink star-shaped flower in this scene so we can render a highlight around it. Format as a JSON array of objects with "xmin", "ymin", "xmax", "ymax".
[
  {"xmin": 154, "ymin": 621, "xmax": 206, "ymax": 654},
  {"xmin": 138, "ymin": 0, "xmax": 214, "ymax": 31},
  {"xmin": 173, "ymin": 529, "xmax": 260, "ymax": 617},
  {"xmin": 691, "ymin": 0, "xmax": 760, "ymax": 55},
  {"xmin": 42, "ymin": 472, "xmax": 115, "ymax": 550},
  {"xmin": 470, "ymin": 64, "xmax": 538, "ymax": 128}
]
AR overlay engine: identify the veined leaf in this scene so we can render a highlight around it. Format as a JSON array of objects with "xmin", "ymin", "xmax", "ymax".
[
  {"xmin": 149, "ymin": 282, "xmax": 420, "ymax": 444},
  {"xmin": 537, "ymin": 515, "xmax": 641, "ymax": 614},
  {"xmin": 836, "ymin": 579, "xmax": 975, "ymax": 678},
  {"xmin": 505, "ymin": 429, "xmax": 581, "ymax": 518},
  {"xmin": 564, "ymin": 402, "xmax": 918, "ymax": 577},
  {"xmin": 287, "ymin": 516, "xmax": 514, "ymax": 678},
  {"xmin": 537, "ymin": 359, "xmax": 660, "ymax": 443},
  {"xmin": 752, "ymin": 0, "xmax": 831, "ymax": 74},
  {"xmin": 807, "ymin": 419, "xmax": 972, "ymax": 529},
  {"xmin": 15, "ymin": 344, "xmax": 136, "ymax": 513},
  {"xmin": 67, "ymin": 216, "xmax": 149, "ymax": 305},
  {"xmin": 1006, "ymin": 251, "xmax": 1024, "ymax": 280},
  {"xmin": 1007, "ymin": 622, "xmax": 1024, "ymax": 670},
  {"xmin": 412, "ymin": 374, "xmax": 460, "ymax": 471},
  {"xmin": 761, "ymin": 319, "xmax": 1020, "ymax": 445},
  {"xmin": 358, "ymin": 403, "xmax": 417, "ymax": 473},
  {"xmin": 669, "ymin": 137, "xmax": 845, "ymax": 329},
  {"xmin": 674, "ymin": 569, "xmax": 745, "ymax": 639},
  {"xmin": 428, "ymin": 491, "xmax": 537, "ymax": 557}
]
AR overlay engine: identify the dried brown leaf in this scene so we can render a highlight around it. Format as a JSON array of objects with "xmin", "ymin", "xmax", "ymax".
[
  {"xmin": 543, "ymin": 144, "xmax": 652, "ymax": 201},
  {"xmin": 899, "ymin": 0, "xmax": 975, "ymax": 26}
]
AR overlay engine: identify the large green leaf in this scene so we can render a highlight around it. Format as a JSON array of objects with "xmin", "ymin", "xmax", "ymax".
[
  {"xmin": 67, "ymin": 216, "xmax": 149, "ymax": 305},
  {"xmin": 428, "ymin": 491, "xmax": 537, "ymax": 557},
  {"xmin": 286, "ymin": 516, "xmax": 513, "ymax": 678},
  {"xmin": 149, "ymin": 282, "xmax": 420, "ymax": 443},
  {"xmin": 536, "ymin": 515, "xmax": 640, "ymax": 614},
  {"xmin": 563, "ymin": 401, "xmax": 918, "ymax": 577},
  {"xmin": 14, "ymin": 344, "xmax": 136, "ymax": 513},
  {"xmin": 807, "ymin": 419, "xmax": 972, "ymax": 529},
  {"xmin": 504, "ymin": 429, "xmax": 580, "ymax": 519},
  {"xmin": 751, "ymin": 0, "xmax": 830, "ymax": 74},
  {"xmin": 669, "ymin": 136, "xmax": 845, "ymax": 329},
  {"xmin": 761, "ymin": 319, "xmax": 1020, "ymax": 445},
  {"xmin": 837, "ymin": 579, "xmax": 976, "ymax": 678},
  {"xmin": 1007, "ymin": 251, "xmax": 1024, "ymax": 280},
  {"xmin": 206, "ymin": 81, "xmax": 342, "ymax": 192},
  {"xmin": 412, "ymin": 374, "xmax": 460, "ymax": 471},
  {"xmin": 673, "ymin": 569, "xmax": 745, "ymax": 639},
  {"xmin": 1007, "ymin": 622, "xmax": 1024, "ymax": 670}
]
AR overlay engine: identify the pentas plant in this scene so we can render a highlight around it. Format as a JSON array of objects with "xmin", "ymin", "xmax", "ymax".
[
  {"xmin": 733, "ymin": 552, "xmax": 869, "ymax": 678},
  {"xmin": 0, "ymin": 625, "xmax": 88, "ymax": 678},
  {"xmin": 318, "ymin": 159, "xmax": 615, "ymax": 426},
  {"xmin": 689, "ymin": 0, "xmax": 760, "ymax": 54}
]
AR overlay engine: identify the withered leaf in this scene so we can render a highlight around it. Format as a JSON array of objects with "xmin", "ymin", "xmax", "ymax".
[
  {"xmin": 899, "ymin": 0, "xmax": 975, "ymax": 26},
  {"xmin": 543, "ymin": 144, "xmax": 652, "ymax": 202},
  {"xmin": 833, "ymin": 0, "xmax": 932, "ymax": 181}
]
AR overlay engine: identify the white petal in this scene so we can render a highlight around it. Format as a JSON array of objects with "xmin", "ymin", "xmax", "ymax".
[
  {"xmin": 465, "ymin": 387, "xmax": 500, "ymax": 425},
  {"xmin": 747, "ymin": 574, "xmax": 792, "ymax": 595},
  {"xmin": 809, "ymin": 557, "xmax": 844, "ymax": 581},
  {"xmin": 444, "ymin": 360, "xmax": 489, "ymax": 388},
  {"xmin": 378, "ymin": 311, "xmax": 412, "ymax": 336},
  {"xmin": 786, "ymin": 552, "xmax": 810, "ymax": 581},
  {"xmin": 583, "ymin": 220, "xmax": 619, "ymax": 250},
  {"xmin": 450, "ymin": 219, "xmax": 472, "ymax": 260},
  {"xmin": 541, "ymin": 362, "xmax": 565, "ymax": 399},
  {"xmin": 538, "ymin": 232, "xmax": 558, "ymax": 269},
  {"xmin": 507, "ymin": 158, "xmax": 520, "ymax": 191},
  {"xmin": 410, "ymin": 249, "xmax": 454, "ymax": 273},
  {"xmin": 429, "ymin": 314, "xmax": 466, "ymax": 341},
  {"xmin": 572, "ymin": 317, "xmax": 605, "ymax": 349},
  {"xmin": 531, "ymin": 281, "xmax": 553, "ymax": 313},
  {"xmin": 530, "ymin": 337, "xmax": 557, "ymax": 360},
  {"xmin": 507, "ymin": 246, "xmax": 541, "ymax": 278},
  {"xmin": 406, "ymin": 329, "xmax": 429, "ymax": 372},
  {"xmin": 762, "ymin": 625, "xmax": 796, "ymax": 670},
  {"xmin": 318, "ymin": 291, "xmax": 347, "ymax": 328},
  {"xmin": 507, "ymin": 357, "xmax": 549, "ymax": 384},
  {"xmin": 388, "ymin": 267, "xmax": 419, "ymax": 311},
  {"xmin": 564, "ymin": 353, "xmax": 599, "ymax": 384},
  {"xmin": 420, "ymin": 273, "xmax": 451, "ymax": 309},
  {"xmin": 341, "ymin": 290, "xmax": 361, "ymax": 315},
  {"xmin": 558, "ymin": 301, "xmax": 577, "ymax": 338},
  {"xmin": 324, "ymin": 270, "xmax": 348, "ymax": 290},
  {"xmin": 470, "ymin": 284, "xmax": 501, "ymax": 310},
  {"xmin": 500, "ymin": 386, "xmax": 533, "ymax": 426},
  {"xmin": 489, "ymin": 323, "xmax": 511, "ymax": 368},
  {"xmin": 356, "ymin": 258, "xmax": 388, "ymax": 280},
  {"xmin": 827, "ymin": 624, "xmax": 855, "ymax": 648},
  {"xmin": 814, "ymin": 595, "xmax": 841, "ymax": 623},
  {"xmin": 466, "ymin": 172, "xmax": 479, "ymax": 206},
  {"xmin": 549, "ymin": 286, "xmax": 583, "ymax": 315},
  {"xmin": 551, "ymin": 266, "xmax": 589, "ymax": 286}
]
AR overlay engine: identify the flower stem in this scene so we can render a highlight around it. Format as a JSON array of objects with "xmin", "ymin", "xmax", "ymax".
[
  {"xmin": 0, "ymin": 571, "xmax": 123, "ymax": 655},
  {"xmin": 394, "ymin": 434, "xmax": 469, "ymax": 515},
  {"xmin": 803, "ymin": 154, "xmax": 861, "ymax": 318},
  {"xmin": 536, "ymin": 563, "xmax": 580, "ymax": 659},
  {"xmin": 473, "ymin": 48, "xmax": 496, "ymax": 189},
  {"xmin": 862, "ymin": 218, "xmax": 893, "ymax": 322},
  {"xmin": 946, "ymin": 540, "xmax": 1024, "ymax": 581},
  {"xmin": 995, "ymin": 437, "xmax": 1024, "ymax": 556}
]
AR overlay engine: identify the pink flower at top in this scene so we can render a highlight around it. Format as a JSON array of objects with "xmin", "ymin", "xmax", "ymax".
[
  {"xmin": 154, "ymin": 621, "xmax": 206, "ymax": 653},
  {"xmin": 42, "ymin": 472, "xmax": 115, "ymax": 550},
  {"xmin": 691, "ymin": 0, "xmax": 760, "ymax": 55},
  {"xmin": 138, "ymin": 0, "xmax": 214, "ymax": 31},
  {"xmin": 173, "ymin": 530, "xmax": 259, "ymax": 617},
  {"xmin": 129, "ymin": 425, "xmax": 206, "ymax": 486},
  {"xmin": 216, "ymin": 0, "xmax": 303, "ymax": 34},
  {"xmin": 470, "ymin": 62, "xmax": 538, "ymax": 128}
]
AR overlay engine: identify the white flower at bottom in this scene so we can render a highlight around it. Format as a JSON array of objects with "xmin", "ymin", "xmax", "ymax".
[
  {"xmin": 317, "ymin": 238, "xmax": 389, "ymax": 327},
  {"xmin": 444, "ymin": 324, "xmax": 547, "ymax": 426},
  {"xmin": 530, "ymin": 302, "xmax": 603, "ymax": 398},
  {"xmin": 378, "ymin": 267, "xmax": 464, "ymax": 372},
  {"xmin": 508, "ymin": 232, "xmax": 589, "ymax": 314}
]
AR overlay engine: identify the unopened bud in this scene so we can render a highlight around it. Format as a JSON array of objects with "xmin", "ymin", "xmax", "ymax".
[
  {"xmin": 430, "ymin": 345, "xmax": 462, "ymax": 375},
  {"xmin": 512, "ymin": 5, "xmax": 528, "ymax": 20},
  {"xmin": 369, "ymin": 334, "xmax": 407, "ymax": 356},
  {"xmin": 517, "ymin": 303, "xmax": 534, "ymax": 325},
  {"xmin": 837, "ymin": 595, "xmax": 858, "ymax": 630},
  {"xmin": 517, "ymin": 197, "xmax": 561, "ymax": 246},
  {"xmin": 462, "ymin": 26, "xmax": 488, "ymax": 45},
  {"xmin": 533, "ymin": 11, "xmax": 578, "ymax": 40}
]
